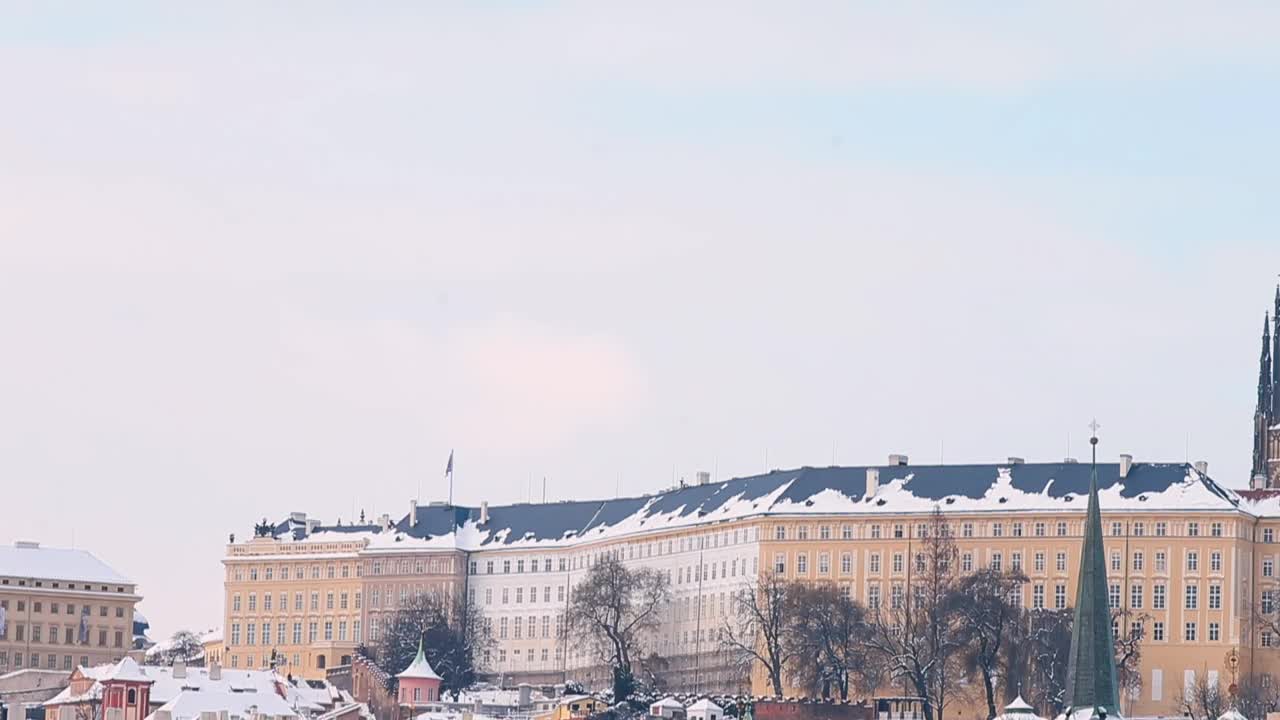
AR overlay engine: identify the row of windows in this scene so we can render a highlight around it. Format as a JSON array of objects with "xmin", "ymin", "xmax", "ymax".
[
  {"xmin": 0, "ymin": 579, "xmax": 129, "ymax": 593},
  {"xmin": 472, "ymin": 584, "xmax": 568, "ymax": 606},
  {"xmin": 468, "ymin": 528, "xmax": 760, "ymax": 576},
  {"xmin": 770, "ymin": 519, "xmax": 1235, "ymax": 541},
  {"xmin": 0, "ymin": 600, "xmax": 126, "ymax": 618},
  {"xmin": 227, "ymin": 619, "xmax": 362, "ymax": 646},
  {"xmin": 0, "ymin": 651, "xmax": 94, "ymax": 671},
  {"xmin": 232, "ymin": 563, "xmax": 357, "ymax": 582},
  {"xmin": 231, "ymin": 591, "xmax": 361, "ymax": 613},
  {"xmin": 0, "ymin": 624, "xmax": 125, "ymax": 647}
]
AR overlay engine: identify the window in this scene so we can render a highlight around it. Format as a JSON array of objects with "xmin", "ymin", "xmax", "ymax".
[
  {"xmin": 1012, "ymin": 522, "xmax": 1023, "ymax": 537},
  {"xmin": 894, "ymin": 524, "xmax": 904, "ymax": 538},
  {"xmin": 1056, "ymin": 552, "xmax": 1067, "ymax": 572},
  {"xmin": 1265, "ymin": 631, "xmax": 1275, "ymax": 648},
  {"xmin": 1211, "ymin": 522, "xmax": 1223, "ymax": 537},
  {"xmin": 841, "ymin": 525, "xmax": 853, "ymax": 540},
  {"xmin": 1188, "ymin": 522, "xmax": 1200, "ymax": 537},
  {"xmin": 233, "ymin": 595, "xmax": 241, "ymax": 612},
  {"xmin": 1133, "ymin": 551, "xmax": 1144, "ymax": 571},
  {"xmin": 1133, "ymin": 522, "xmax": 1145, "ymax": 537},
  {"xmin": 1209, "ymin": 622, "xmax": 1220, "ymax": 642},
  {"xmin": 992, "ymin": 523, "xmax": 1003, "ymax": 538},
  {"xmin": 1264, "ymin": 590, "xmax": 1276, "ymax": 615},
  {"xmin": 870, "ymin": 553, "xmax": 881, "ymax": 573},
  {"xmin": 1054, "ymin": 584, "xmax": 1066, "ymax": 609},
  {"xmin": 1012, "ymin": 552, "xmax": 1022, "ymax": 571},
  {"xmin": 991, "ymin": 553, "xmax": 1003, "ymax": 571},
  {"xmin": 962, "ymin": 523, "xmax": 973, "ymax": 538},
  {"xmin": 1153, "ymin": 621, "xmax": 1165, "ymax": 641},
  {"xmin": 774, "ymin": 554, "xmax": 786, "ymax": 574},
  {"xmin": 775, "ymin": 526, "xmax": 786, "ymax": 540},
  {"xmin": 1156, "ymin": 521, "xmax": 1167, "ymax": 537},
  {"xmin": 1211, "ymin": 552, "xmax": 1222, "ymax": 572},
  {"xmin": 1111, "ymin": 552, "xmax": 1121, "ymax": 572},
  {"xmin": 1033, "ymin": 585, "xmax": 1045, "ymax": 609},
  {"xmin": 892, "ymin": 553, "xmax": 904, "ymax": 573},
  {"xmin": 867, "ymin": 584, "xmax": 881, "ymax": 609},
  {"xmin": 840, "ymin": 553, "xmax": 852, "ymax": 574},
  {"xmin": 1184, "ymin": 622, "xmax": 1197, "ymax": 642},
  {"xmin": 962, "ymin": 553, "xmax": 973, "ymax": 572},
  {"xmin": 1156, "ymin": 552, "xmax": 1168, "ymax": 573},
  {"xmin": 871, "ymin": 524, "xmax": 882, "ymax": 539},
  {"xmin": 891, "ymin": 585, "xmax": 904, "ymax": 609},
  {"xmin": 818, "ymin": 553, "xmax": 830, "ymax": 574},
  {"xmin": 1267, "ymin": 528, "xmax": 1276, "ymax": 544},
  {"xmin": 819, "ymin": 525, "xmax": 831, "ymax": 540},
  {"xmin": 1130, "ymin": 583, "xmax": 1144, "ymax": 609},
  {"xmin": 1034, "ymin": 552, "xmax": 1045, "ymax": 572},
  {"xmin": 1154, "ymin": 584, "xmax": 1167, "ymax": 609},
  {"xmin": 1267, "ymin": 559, "xmax": 1276, "ymax": 578},
  {"xmin": 1185, "ymin": 584, "xmax": 1199, "ymax": 610},
  {"xmin": 1109, "ymin": 584, "xmax": 1121, "ymax": 609},
  {"xmin": 797, "ymin": 553, "xmax": 808, "ymax": 575},
  {"xmin": 1187, "ymin": 552, "xmax": 1199, "ymax": 572},
  {"xmin": 1034, "ymin": 522, "xmax": 1045, "ymax": 537},
  {"xmin": 1111, "ymin": 522, "xmax": 1123, "ymax": 536},
  {"xmin": 1209, "ymin": 584, "xmax": 1222, "ymax": 610},
  {"xmin": 1057, "ymin": 521, "xmax": 1067, "ymax": 536}
]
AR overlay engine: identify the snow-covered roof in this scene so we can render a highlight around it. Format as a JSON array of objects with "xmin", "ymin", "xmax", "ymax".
[
  {"xmin": 993, "ymin": 696, "xmax": 1044, "ymax": 720},
  {"xmin": 0, "ymin": 542, "xmax": 132, "ymax": 585},
  {"xmin": 47, "ymin": 662, "xmax": 299, "ymax": 708},
  {"xmin": 652, "ymin": 698, "xmax": 684, "ymax": 709},
  {"xmin": 102, "ymin": 658, "xmax": 152, "ymax": 683},
  {"xmin": 251, "ymin": 461, "xmax": 1247, "ymax": 552},
  {"xmin": 686, "ymin": 699, "xmax": 723, "ymax": 714},
  {"xmin": 397, "ymin": 641, "xmax": 441, "ymax": 681},
  {"xmin": 1218, "ymin": 711, "xmax": 1248, "ymax": 720},
  {"xmin": 144, "ymin": 689, "xmax": 298, "ymax": 720}
]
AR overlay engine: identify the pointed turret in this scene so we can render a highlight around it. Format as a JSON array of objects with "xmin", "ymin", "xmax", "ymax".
[
  {"xmin": 1260, "ymin": 312, "xmax": 1273, "ymax": 416},
  {"xmin": 1064, "ymin": 430, "xmax": 1120, "ymax": 720},
  {"xmin": 1273, "ymin": 286, "xmax": 1280, "ymax": 419}
]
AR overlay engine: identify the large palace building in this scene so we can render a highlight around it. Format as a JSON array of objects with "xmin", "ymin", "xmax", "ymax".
[{"xmin": 224, "ymin": 288, "xmax": 1280, "ymax": 719}]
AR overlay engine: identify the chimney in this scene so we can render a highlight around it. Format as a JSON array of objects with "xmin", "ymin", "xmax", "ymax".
[
  {"xmin": 1194, "ymin": 460, "xmax": 1209, "ymax": 476},
  {"xmin": 379, "ymin": 513, "xmax": 392, "ymax": 531},
  {"xmin": 289, "ymin": 512, "xmax": 306, "ymax": 524},
  {"xmin": 696, "ymin": 471, "xmax": 711, "ymax": 486},
  {"xmin": 1007, "ymin": 456, "xmax": 1025, "ymax": 465},
  {"xmin": 1119, "ymin": 454, "xmax": 1133, "ymax": 478},
  {"xmin": 888, "ymin": 454, "xmax": 908, "ymax": 466},
  {"xmin": 1254, "ymin": 473, "xmax": 1269, "ymax": 490},
  {"xmin": 304, "ymin": 518, "xmax": 319, "ymax": 535},
  {"xmin": 410, "ymin": 500, "xmax": 418, "ymax": 528},
  {"xmin": 865, "ymin": 468, "xmax": 880, "ymax": 498},
  {"xmin": 209, "ymin": 661, "xmax": 221, "ymax": 681},
  {"xmin": 479, "ymin": 502, "xmax": 489, "ymax": 525},
  {"xmin": 173, "ymin": 660, "xmax": 187, "ymax": 679}
]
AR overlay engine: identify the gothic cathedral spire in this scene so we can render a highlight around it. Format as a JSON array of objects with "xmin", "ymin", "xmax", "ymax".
[
  {"xmin": 1254, "ymin": 311, "xmax": 1273, "ymax": 486},
  {"xmin": 1273, "ymin": 286, "xmax": 1280, "ymax": 419},
  {"xmin": 1064, "ymin": 427, "xmax": 1121, "ymax": 719}
]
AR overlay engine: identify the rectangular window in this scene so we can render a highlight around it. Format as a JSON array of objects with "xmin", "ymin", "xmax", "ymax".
[
  {"xmin": 1034, "ymin": 522, "xmax": 1045, "ymax": 537},
  {"xmin": 992, "ymin": 523, "xmax": 1003, "ymax": 538},
  {"xmin": 893, "ymin": 553, "xmax": 903, "ymax": 573},
  {"xmin": 1209, "ymin": 584, "xmax": 1222, "ymax": 610},
  {"xmin": 1054, "ymin": 584, "xmax": 1066, "ymax": 609},
  {"xmin": 869, "ymin": 553, "xmax": 881, "ymax": 573},
  {"xmin": 1156, "ymin": 522, "xmax": 1167, "ymax": 537},
  {"xmin": 1185, "ymin": 622, "xmax": 1197, "ymax": 642},
  {"xmin": 797, "ymin": 553, "xmax": 808, "ymax": 574},
  {"xmin": 1111, "ymin": 522, "xmax": 1123, "ymax": 536},
  {"xmin": 1056, "ymin": 552, "xmax": 1067, "ymax": 572},
  {"xmin": 1109, "ymin": 584, "xmax": 1121, "ymax": 609},
  {"xmin": 1034, "ymin": 552, "xmax": 1045, "ymax": 572},
  {"xmin": 1033, "ymin": 585, "xmax": 1045, "ymax": 609},
  {"xmin": 1057, "ymin": 521, "xmax": 1067, "ymax": 536},
  {"xmin": 1133, "ymin": 552, "xmax": 1144, "ymax": 571},
  {"xmin": 962, "ymin": 523, "xmax": 973, "ymax": 538},
  {"xmin": 962, "ymin": 553, "xmax": 973, "ymax": 572},
  {"xmin": 1011, "ymin": 552, "xmax": 1022, "ymax": 571},
  {"xmin": 1188, "ymin": 522, "xmax": 1200, "ymax": 537},
  {"xmin": 1266, "ymin": 528, "xmax": 1276, "ymax": 543},
  {"xmin": 1133, "ymin": 522, "xmax": 1145, "ymax": 537},
  {"xmin": 1153, "ymin": 621, "xmax": 1165, "ymax": 641},
  {"xmin": 1187, "ymin": 552, "xmax": 1199, "ymax": 572},
  {"xmin": 1156, "ymin": 552, "xmax": 1168, "ymax": 572},
  {"xmin": 1185, "ymin": 584, "xmax": 1199, "ymax": 610},
  {"xmin": 840, "ymin": 553, "xmax": 852, "ymax": 574},
  {"xmin": 819, "ymin": 525, "xmax": 830, "ymax": 540},
  {"xmin": 991, "ymin": 552, "xmax": 1003, "ymax": 571},
  {"xmin": 774, "ymin": 553, "xmax": 786, "ymax": 575},
  {"xmin": 1111, "ymin": 552, "xmax": 1121, "ymax": 572},
  {"xmin": 841, "ymin": 525, "xmax": 853, "ymax": 540},
  {"xmin": 818, "ymin": 553, "xmax": 830, "ymax": 574},
  {"xmin": 1211, "ymin": 522, "xmax": 1223, "ymax": 537},
  {"xmin": 1211, "ymin": 552, "xmax": 1222, "ymax": 572},
  {"xmin": 1209, "ymin": 622, "xmax": 1220, "ymax": 642},
  {"xmin": 1266, "ymin": 559, "xmax": 1275, "ymax": 578},
  {"xmin": 1154, "ymin": 584, "xmax": 1167, "ymax": 609},
  {"xmin": 1012, "ymin": 522, "xmax": 1023, "ymax": 537},
  {"xmin": 1130, "ymin": 583, "xmax": 1144, "ymax": 609}
]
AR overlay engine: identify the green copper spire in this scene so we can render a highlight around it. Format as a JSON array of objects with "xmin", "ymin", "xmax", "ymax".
[{"xmin": 1064, "ymin": 424, "xmax": 1120, "ymax": 718}]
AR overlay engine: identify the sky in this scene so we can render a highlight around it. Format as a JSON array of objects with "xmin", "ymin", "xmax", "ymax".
[{"xmin": 2, "ymin": 2, "xmax": 1280, "ymax": 642}]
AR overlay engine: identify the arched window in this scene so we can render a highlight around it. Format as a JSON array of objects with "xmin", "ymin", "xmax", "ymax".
[{"xmin": 127, "ymin": 688, "xmax": 137, "ymax": 705}]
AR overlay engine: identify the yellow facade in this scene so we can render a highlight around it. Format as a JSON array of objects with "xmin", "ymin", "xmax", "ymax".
[{"xmin": 222, "ymin": 535, "xmax": 367, "ymax": 679}]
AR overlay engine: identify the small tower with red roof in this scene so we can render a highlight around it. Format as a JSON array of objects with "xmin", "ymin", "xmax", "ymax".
[{"xmin": 99, "ymin": 657, "xmax": 153, "ymax": 720}]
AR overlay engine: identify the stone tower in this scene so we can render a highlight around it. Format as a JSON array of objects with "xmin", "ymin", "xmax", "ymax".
[{"xmin": 1252, "ymin": 287, "xmax": 1280, "ymax": 489}]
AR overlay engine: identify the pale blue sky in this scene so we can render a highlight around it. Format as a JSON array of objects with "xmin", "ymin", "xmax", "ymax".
[{"xmin": 2, "ymin": 2, "xmax": 1278, "ymax": 640}]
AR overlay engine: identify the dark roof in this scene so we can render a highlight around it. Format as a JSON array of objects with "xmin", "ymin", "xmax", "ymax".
[{"xmin": 266, "ymin": 461, "xmax": 1235, "ymax": 546}]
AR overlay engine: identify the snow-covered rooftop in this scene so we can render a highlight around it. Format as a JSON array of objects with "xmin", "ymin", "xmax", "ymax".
[
  {"xmin": 144, "ymin": 689, "xmax": 298, "ymax": 720},
  {"xmin": 0, "ymin": 542, "xmax": 132, "ymax": 585},
  {"xmin": 48, "ymin": 663, "xmax": 295, "ymax": 709},
  {"xmin": 250, "ymin": 461, "xmax": 1247, "ymax": 552}
]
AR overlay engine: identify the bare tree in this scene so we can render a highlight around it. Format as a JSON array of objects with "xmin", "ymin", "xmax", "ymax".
[
  {"xmin": 788, "ymin": 582, "xmax": 882, "ymax": 700},
  {"xmin": 164, "ymin": 630, "xmax": 204, "ymax": 666},
  {"xmin": 567, "ymin": 553, "xmax": 671, "ymax": 703},
  {"xmin": 1236, "ymin": 675, "xmax": 1280, "ymax": 720},
  {"xmin": 951, "ymin": 568, "xmax": 1028, "ymax": 720},
  {"xmin": 1112, "ymin": 608, "xmax": 1150, "ymax": 703},
  {"xmin": 376, "ymin": 589, "xmax": 491, "ymax": 693},
  {"xmin": 1023, "ymin": 608, "xmax": 1072, "ymax": 716},
  {"xmin": 863, "ymin": 507, "xmax": 963, "ymax": 720},
  {"xmin": 721, "ymin": 570, "xmax": 795, "ymax": 697},
  {"xmin": 1175, "ymin": 670, "xmax": 1226, "ymax": 720}
]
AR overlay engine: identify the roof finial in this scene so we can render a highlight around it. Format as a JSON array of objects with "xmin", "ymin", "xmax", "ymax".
[{"xmin": 1088, "ymin": 418, "xmax": 1100, "ymax": 466}]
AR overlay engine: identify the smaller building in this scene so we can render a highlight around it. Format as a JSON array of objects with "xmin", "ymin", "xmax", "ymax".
[
  {"xmin": 686, "ymin": 699, "xmax": 723, "ymax": 720},
  {"xmin": 650, "ymin": 697, "xmax": 685, "ymax": 719},
  {"xmin": 533, "ymin": 695, "xmax": 605, "ymax": 720},
  {"xmin": 144, "ymin": 688, "xmax": 298, "ymax": 720},
  {"xmin": 395, "ymin": 641, "xmax": 442, "ymax": 720},
  {"xmin": 992, "ymin": 697, "xmax": 1045, "ymax": 720}
]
